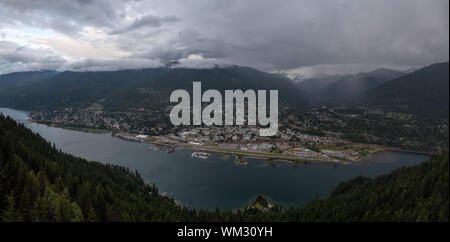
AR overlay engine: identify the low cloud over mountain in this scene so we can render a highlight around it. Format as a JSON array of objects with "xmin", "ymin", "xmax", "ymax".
[{"xmin": 0, "ymin": 0, "xmax": 448, "ymax": 76}]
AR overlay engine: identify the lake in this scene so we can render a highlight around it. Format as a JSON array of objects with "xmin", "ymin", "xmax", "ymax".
[{"xmin": 0, "ymin": 107, "xmax": 431, "ymax": 210}]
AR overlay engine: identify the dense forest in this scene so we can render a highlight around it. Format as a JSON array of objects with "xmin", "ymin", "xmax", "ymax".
[
  {"xmin": 0, "ymin": 66, "xmax": 308, "ymax": 112},
  {"xmin": 0, "ymin": 114, "xmax": 448, "ymax": 222},
  {"xmin": 366, "ymin": 62, "xmax": 449, "ymax": 118}
]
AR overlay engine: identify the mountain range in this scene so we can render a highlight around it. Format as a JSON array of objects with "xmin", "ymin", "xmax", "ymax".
[
  {"xmin": 296, "ymin": 68, "xmax": 405, "ymax": 104},
  {"xmin": 0, "ymin": 62, "xmax": 448, "ymax": 118},
  {"xmin": 294, "ymin": 62, "xmax": 449, "ymax": 118},
  {"xmin": 0, "ymin": 66, "xmax": 309, "ymax": 111},
  {"xmin": 365, "ymin": 62, "xmax": 449, "ymax": 117}
]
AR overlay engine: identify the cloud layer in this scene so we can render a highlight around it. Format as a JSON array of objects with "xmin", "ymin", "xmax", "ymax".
[{"xmin": 0, "ymin": 0, "xmax": 448, "ymax": 76}]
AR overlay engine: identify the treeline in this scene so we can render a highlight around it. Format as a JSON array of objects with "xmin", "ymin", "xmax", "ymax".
[
  {"xmin": 0, "ymin": 115, "xmax": 196, "ymax": 222},
  {"xmin": 284, "ymin": 153, "xmax": 448, "ymax": 221},
  {"xmin": 0, "ymin": 114, "xmax": 448, "ymax": 221}
]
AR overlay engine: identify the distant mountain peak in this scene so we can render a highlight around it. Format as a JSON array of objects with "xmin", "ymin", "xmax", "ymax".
[
  {"xmin": 365, "ymin": 62, "xmax": 449, "ymax": 117},
  {"xmin": 0, "ymin": 66, "xmax": 310, "ymax": 111},
  {"xmin": 297, "ymin": 67, "xmax": 405, "ymax": 104}
]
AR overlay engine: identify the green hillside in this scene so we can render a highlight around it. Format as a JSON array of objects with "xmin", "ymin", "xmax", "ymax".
[
  {"xmin": 297, "ymin": 68, "xmax": 404, "ymax": 105},
  {"xmin": 366, "ymin": 62, "xmax": 449, "ymax": 117},
  {"xmin": 0, "ymin": 66, "xmax": 309, "ymax": 111},
  {"xmin": 296, "ymin": 74, "xmax": 343, "ymax": 93},
  {"xmin": 317, "ymin": 68, "xmax": 404, "ymax": 104}
]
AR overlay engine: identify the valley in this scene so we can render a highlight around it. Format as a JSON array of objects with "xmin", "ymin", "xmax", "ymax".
[
  {"xmin": 0, "ymin": 0, "xmax": 448, "ymax": 225},
  {"xmin": 0, "ymin": 107, "xmax": 435, "ymax": 211},
  {"xmin": 3, "ymin": 62, "xmax": 444, "ymax": 165},
  {"xmin": 27, "ymin": 102, "xmax": 441, "ymax": 165}
]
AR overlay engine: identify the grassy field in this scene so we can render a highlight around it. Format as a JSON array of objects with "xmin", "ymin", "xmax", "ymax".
[
  {"xmin": 184, "ymin": 144, "xmax": 341, "ymax": 164},
  {"xmin": 62, "ymin": 126, "xmax": 110, "ymax": 134}
]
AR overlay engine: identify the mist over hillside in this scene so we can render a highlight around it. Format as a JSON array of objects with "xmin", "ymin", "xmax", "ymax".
[
  {"xmin": 296, "ymin": 68, "xmax": 404, "ymax": 104},
  {"xmin": 365, "ymin": 62, "xmax": 449, "ymax": 117},
  {"xmin": 0, "ymin": 66, "xmax": 309, "ymax": 111}
]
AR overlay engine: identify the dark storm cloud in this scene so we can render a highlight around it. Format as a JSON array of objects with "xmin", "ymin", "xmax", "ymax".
[
  {"xmin": 110, "ymin": 14, "xmax": 181, "ymax": 35},
  {"xmin": 0, "ymin": 41, "xmax": 62, "ymax": 64},
  {"xmin": 0, "ymin": 41, "xmax": 65, "ymax": 74},
  {"xmin": 60, "ymin": 57, "xmax": 162, "ymax": 72},
  {"xmin": 0, "ymin": 0, "xmax": 448, "ymax": 74},
  {"xmin": 0, "ymin": 0, "xmax": 120, "ymax": 36},
  {"xmin": 179, "ymin": 0, "xmax": 449, "ymax": 70},
  {"xmin": 136, "ymin": 30, "xmax": 229, "ymax": 62}
]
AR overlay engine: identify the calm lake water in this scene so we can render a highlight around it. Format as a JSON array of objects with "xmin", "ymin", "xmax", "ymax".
[{"xmin": 1, "ymin": 107, "xmax": 431, "ymax": 210}]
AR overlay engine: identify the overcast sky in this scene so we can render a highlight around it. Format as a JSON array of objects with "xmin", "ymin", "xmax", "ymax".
[{"xmin": 0, "ymin": 0, "xmax": 448, "ymax": 78}]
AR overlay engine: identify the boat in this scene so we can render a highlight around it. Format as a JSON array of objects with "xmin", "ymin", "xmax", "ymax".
[{"xmin": 191, "ymin": 152, "xmax": 210, "ymax": 159}]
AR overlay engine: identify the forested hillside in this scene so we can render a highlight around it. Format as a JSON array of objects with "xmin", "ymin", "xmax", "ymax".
[
  {"xmin": 0, "ymin": 114, "xmax": 195, "ymax": 221},
  {"xmin": 0, "ymin": 115, "xmax": 448, "ymax": 221},
  {"xmin": 0, "ymin": 66, "xmax": 308, "ymax": 111},
  {"xmin": 365, "ymin": 62, "xmax": 449, "ymax": 118},
  {"xmin": 316, "ymin": 68, "xmax": 404, "ymax": 104},
  {"xmin": 284, "ymin": 153, "xmax": 449, "ymax": 221}
]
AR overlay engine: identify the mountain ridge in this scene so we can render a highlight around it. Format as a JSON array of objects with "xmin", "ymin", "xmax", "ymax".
[
  {"xmin": 365, "ymin": 62, "xmax": 449, "ymax": 117},
  {"xmin": 0, "ymin": 66, "xmax": 309, "ymax": 111},
  {"xmin": 299, "ymin": 68, "xmax": 405, "ymax": 104}
]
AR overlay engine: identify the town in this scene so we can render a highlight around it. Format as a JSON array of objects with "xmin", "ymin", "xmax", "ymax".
[
  {"xmin": 29, "ymin": 101, "xmax": 444, "ymax": 164},
  {"xmin": 169, "ymin": 82, "xmax": 279, "ymax": 136},
  {"xmin": 113, "ymin": 125, "xmax": 386, "ymax": 164}
]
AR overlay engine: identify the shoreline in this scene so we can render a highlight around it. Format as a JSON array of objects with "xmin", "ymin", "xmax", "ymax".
[
  {"xmin": 25, "ymin": 115, "xmax": 432, "ymax": 165},
  {"xmin": 183, "ymin": 144, "xmax": 346, "ymax": 165},
  {"xmin": 30, "ymin": 119, "xmax": 111, "ymax": 134}
]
